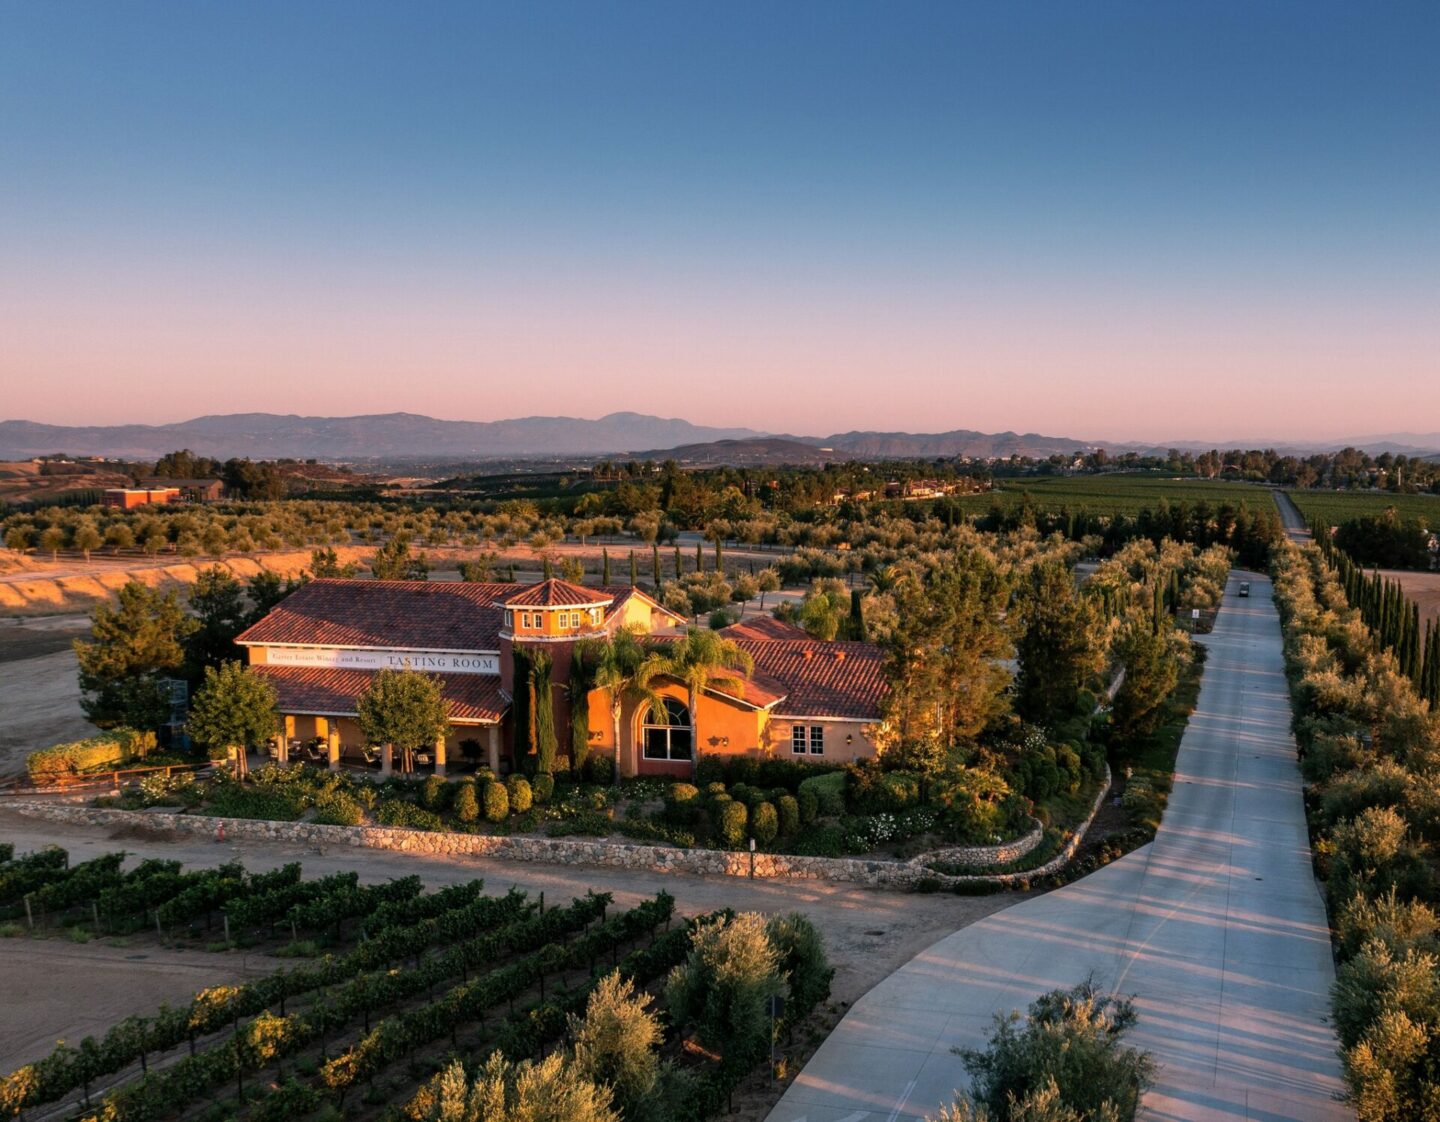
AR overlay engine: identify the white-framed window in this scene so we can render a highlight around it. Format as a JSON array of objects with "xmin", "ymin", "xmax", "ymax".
[
  {"xmin": 520, "ymin": 612, "xmax": 532, "ymax": 629},
  {"xmin": 504, "ymin": 610, "xmax": 513, "ymax": 627},
  {"xmin": 642, "ymin": 698, "xmax": 693, "ymax": 762},
  {"xmin": 791, "ymin": 726, "xmax": 808, "ymax": 754},
  {"xmin": 809, "ymin": 726, "xmax": 824, "ymax": 754}
]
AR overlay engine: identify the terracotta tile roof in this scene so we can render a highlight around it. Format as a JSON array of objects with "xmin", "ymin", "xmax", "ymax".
[
  {"xmin": 721, "ymin": 616, "xmax": 811, "ymax": 642},
  {"xmin": 503, "ymin": 579, "xmax": 614, "ymax": 608},
  {"xmin": 704, "ymin": 666, "xmax": 791, "ymax": 710},
  {"xmin": 251, "ymin": 665, "xmax": 508, "ymax": 723},
  {"xmin": 732, "ymin": 639, "xmax": 887, "ymax": 720},
  {"xmin": 237, "ymin": 579, "xmax": 510, "ymax": 651},
  {"xmin": 598, "ymin": 585, "xmax": 688, "ymax": 630}
]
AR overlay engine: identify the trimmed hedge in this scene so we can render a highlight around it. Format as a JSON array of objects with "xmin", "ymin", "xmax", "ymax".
[
  {"xmin": 798, "ymin": 771, "xmax": 846, "ymax": 818},
  {"xmin": 26, "ymin": 730, "xmax": 153, "ymax": 784}
]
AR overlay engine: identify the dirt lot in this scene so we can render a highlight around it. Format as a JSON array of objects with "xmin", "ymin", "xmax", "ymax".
[
  {"xmin": 0, "ymin": 804, "xmax": 1017, "ymax": 1113},
  {"xmin": 0, "ymin": 939, "xmax": 279, "ymax": 1075},
  {"xmin": 0, "ymin": 616, "xmax": 97, "ymax": 773},
  {"xmin": 1382, "ymin": 568, "xmax": 1440, "ymax": 634}
]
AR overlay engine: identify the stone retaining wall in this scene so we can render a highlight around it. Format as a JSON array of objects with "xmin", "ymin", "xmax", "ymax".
[{"xmin": 10, "ymin": 765, "xmax": 1109, "ymax": 892}]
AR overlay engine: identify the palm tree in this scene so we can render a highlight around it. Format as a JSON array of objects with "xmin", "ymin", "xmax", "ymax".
[
  {"xmin": 584, "ymin": 627, "xmax": 664, "ymax": 785},
  {"xmin": 644, "ymin": 628, "xmax": 754, "ymax": 780}
]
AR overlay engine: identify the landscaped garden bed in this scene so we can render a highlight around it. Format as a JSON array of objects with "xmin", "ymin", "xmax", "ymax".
[{"xmin": 90, "ymin": 742, "xmax": 1100, "ymax": 872}]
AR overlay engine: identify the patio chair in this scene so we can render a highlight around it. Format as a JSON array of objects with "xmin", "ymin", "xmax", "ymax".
[
  {"xmin": 414, "ymin": 751, "xmax": 433, "ymax": 768},
  {"xmin": 361, "ymin": 746, "xmax": 381, "ymax": 767}
]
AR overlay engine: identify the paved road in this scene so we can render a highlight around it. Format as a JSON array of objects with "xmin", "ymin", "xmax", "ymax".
[
  {"xmin": 1273, "ymin": 491, "xmax": 1311, "ymax": 541},
  {"xmin": 769, "ymin": 573, "xmax": 1349, "ymax": 1122}
]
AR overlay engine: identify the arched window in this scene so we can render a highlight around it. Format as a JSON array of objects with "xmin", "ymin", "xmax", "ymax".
[{"xmin": 641, "ymin": 698, "xmax": 693, "ymax": 762}]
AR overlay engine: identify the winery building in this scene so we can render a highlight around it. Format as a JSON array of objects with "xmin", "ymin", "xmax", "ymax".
[{"xmin": 236, "ymin": 577, "xmax": 886, "ymax": 777}]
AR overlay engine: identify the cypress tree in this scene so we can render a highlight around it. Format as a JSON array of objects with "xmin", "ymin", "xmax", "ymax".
[
  {"xmin": 714, "ymin": 537, "xmax": 723, "ymax": 574},
  {"xmin": 1152, "ymin": 580, "xmax": 1165, "ymax": 637},
  {"xmin": 674, "ymin": 546, "xmax": 682, "ymax": 578},
  {"xmin": 652, "ymin": 544, "xmax": 661, "ymax": 586},
  {"xmin": 629, "ymin": 551, "xmax": 638, "ymax": 587},
  {"xmin": 602, "ymin": 548, "xmax": 611, "ymax": 585},
  {"xmin": 542, "ymin": 555, "xmax": 554, "ymax": 581},
  {"xmin": 510, "ymin": 646, "xmax": 532, "ymax": 762},
  {"xmin": 695, "ymin": 540, "xmax": 703, "ymax": 572},
  {"xmin": 849, "ymin": 588, "xmax": 866, "ymax": 642}
]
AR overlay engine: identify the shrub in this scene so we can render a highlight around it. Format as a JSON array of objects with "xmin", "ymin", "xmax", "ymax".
[
  {"xmin": 718, "ymin": 800, "xmax": 748, "ymax": 848},
  {"xmin": 420, "ymin": 774, "xmax": 449, "ymax": 810},
  {"xmin": 765, "ymin": 912, "xmax": 833, "ymax": 1021},
  {"xmin": 375, "ymin": 802, "xmax": 444, "ymax": 830},
  {"xmin": 729, "ymin": 782, "xmax": 755, "ymax": 807},
  {"xmin": 27, "ymin": 731, "xmax": 149, "ymax": 783},
  {"xmin": 944, "ymin": 980, "xmax": 1154, "ymax": 1122},
  {"xmin": 453, "ymin": 782, "xmax": 480, "ymax": 823},
  {"xmin": 666, "ymin": 912, "xmax": 780, "ymax": 1053},
  {"xmin": 1329, "ymin": 806, "xmax": 1434, "ymax": 908},
  {"xmin": 312, "ymin": 793, "xmax": 364, "ymax": 826},
  {"xmin": 752, "ymin": 801, "xmax": 779, "ymax": 845},
  {"xmin": 583, "ymin": 754, "xmax": 615, "ymax": 785},
  {"xmin": 417, "ymin": 1054, "xmax": 618, "ymax": 1122},
  {"xmin": 798, "ymin": 787, "xmax": 819, "ymax": 824},
  {"xmin": 1320, "ymin": 761, "xmax": 1410, "ymax": 830},
  {"xmin": 570, "ymin": 971, "xmax": 662, "ymax": 1109},
  {"xmin": 531, "ymin": 772, "xmax": 555, "ymax": 804},
  {"xmin": 483, "ymin": 780, "xmax": 510, "ymax": 823},
  {"xmin": 799, "ymin": 771, "xmax": 846, "ymax": 817},
  {"xmin": 669, "ymin": 782, "xmax": 700, "ymax": 806},
  {"xmin": 704, "ymin": 781, "xmax": 727, "ymax": 798},
  {"xmin": 506, "ymin": 775, "xmax": 533, "ymax": 814},
  {"xmin": 776, "ymin": 794, "xmax": 800, "ymax": 837}
]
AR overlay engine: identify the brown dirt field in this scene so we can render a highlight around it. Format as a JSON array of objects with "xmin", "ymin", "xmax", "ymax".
[
  {"xmin": 0, "ymin": 616, "xmax": 98, "ymax": 773},
  {"xmin": 0, "ymin": 939, "xmax": 279, "ymax": 1075},
  {"xmin": 0, "ymin": 539, "xmax": 795, "ymax": 617},
  {"xmin": 0, "ymin": 805, "xmax": 1020, "ymax": 1114},
  {"xmin": 1382, "ymin": 568, "xmax": 1440, "ymax": 634}
]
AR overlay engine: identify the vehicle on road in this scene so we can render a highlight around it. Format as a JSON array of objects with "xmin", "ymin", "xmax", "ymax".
[{"xmin": 1239, "ymin": 581, "xmax": 1251, "ymax": 597}]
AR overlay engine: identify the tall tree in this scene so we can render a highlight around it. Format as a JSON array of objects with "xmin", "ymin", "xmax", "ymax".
[
  {"xmin": 75, "ymin": 581, "xmax": 198, "ymax": 732},
  {"xmin": 357, "ymin": 668, "xmax": 449, "ymax": 774},
  {"xmin": 848, "ymin": 588, "xmax": 867, "ymax": 642},
  {"xmin": 1015, "ymin": 561, "xmax": 1104, "ymax": 723},
  {"xmin": 629, "ymin": 550, "xmax": 639, "ymax": 587},
  {"xmin": 185, "ymin": 567, "xmax": 249, "ymax": 682},
  {"xmin": 186, "ymin": 662, "xmax": 278, "ymax": 777},
  {"xmin": 1111, "ymin": 620, "xmax": 1180, "ymax": 744},
  {"xmin": 644, "ymin": 628, "xmax": 753, "ymax": 779},
  {"xmin": 530, "ymin": 649, "xmax": 558, "ymax": 775},
  {"xmin": 876, "ymin": 553, "xmax": 1015, "ymax": 772},
  {"xmin": 601, "ymin": 548, "xmax": 611, "ymax": 585},
  {"xmin": 369, "ymin": 534, "xmax": 429, "ymax": 581}
]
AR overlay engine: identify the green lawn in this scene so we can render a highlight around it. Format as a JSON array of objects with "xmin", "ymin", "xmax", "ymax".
[
  {"xmin": 1285, "ymin": 489, "xmax": 1440, "ymax": 528},
  {"xmin": 947, "ymin": 474, "xmax": 1279, "ymax": 517}
]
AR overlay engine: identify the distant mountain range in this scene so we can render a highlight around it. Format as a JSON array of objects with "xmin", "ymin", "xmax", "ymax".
[
  {"xmin": 2, "ymin": 412, "xmax": 1437, "ymax": 464},
  {"xmin": 0, "ymin": 412, "xmax": 766, "ymax": 461}
]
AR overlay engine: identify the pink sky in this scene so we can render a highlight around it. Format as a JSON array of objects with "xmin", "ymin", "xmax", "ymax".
[{"xmin": 4, "ymin": 255, "xmax": 1435, "ymax": 443}]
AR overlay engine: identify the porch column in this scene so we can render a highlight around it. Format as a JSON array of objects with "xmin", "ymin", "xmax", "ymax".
[
  {"xmin": 486, "ymin": 725, "xmax": 500, "ymax": 773},
  {"xmin": 278, "ymin": 715, "xmax": 294, "ymax": 765},
  {"xmin": 327, "ymin": 728, "xmax": 341, "ymax": 771},
  {"xmin": 380, "ymin": 742, "xmax": 394, "ymax": 779},
  {"xmin": 433, "ymin": 736, "xmax": 447, "ymax": 778}
]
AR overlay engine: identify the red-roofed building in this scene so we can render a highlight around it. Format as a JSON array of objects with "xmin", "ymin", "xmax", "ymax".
[{"xmin": 237, "ymin": 575, "xmax": 886, "ymax": 779}]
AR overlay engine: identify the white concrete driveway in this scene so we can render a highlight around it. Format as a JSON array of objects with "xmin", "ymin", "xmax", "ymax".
[{"xmin": 769, "ymin": 573, "xmax": 1350, "ymax": 1122}]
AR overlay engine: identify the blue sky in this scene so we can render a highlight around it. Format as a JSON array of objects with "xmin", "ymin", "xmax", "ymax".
[{"xmin": 2, "ymin": 2, "xmax": 1436, "ymax": 440}]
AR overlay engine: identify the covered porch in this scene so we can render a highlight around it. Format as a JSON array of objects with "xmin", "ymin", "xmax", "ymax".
[{"xmin": 250, "ymin": 664, "xmax": 510, "ymax": 779}]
